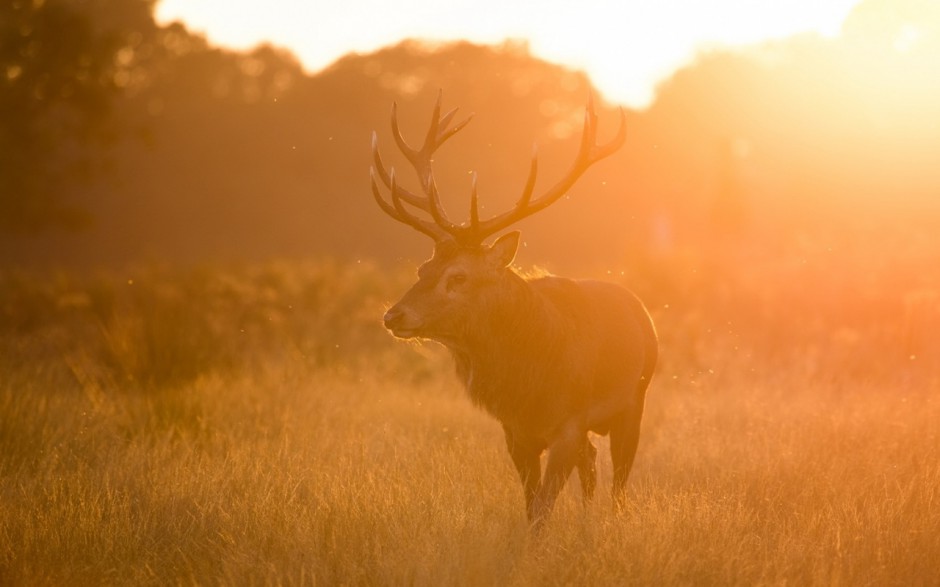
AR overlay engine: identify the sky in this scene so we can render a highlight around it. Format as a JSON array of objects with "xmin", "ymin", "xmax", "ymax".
[{"xmin": 154, "ymin": 0, "xmax": 862, "ymax": 108}]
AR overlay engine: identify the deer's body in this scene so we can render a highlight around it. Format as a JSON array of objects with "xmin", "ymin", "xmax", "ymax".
[
  {"xmin": 460, "ymin": 274, "xmax": 656, "ymax": 520},
  {"xmin": 453, "ymin": 274, "xmax": 655, "ymax": 442},
  {"xmin": 372, "ymin": 93, "xmax": 657, "ymax": 528}
]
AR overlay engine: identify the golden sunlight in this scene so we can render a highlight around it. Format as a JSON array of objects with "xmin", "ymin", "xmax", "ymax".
[
  {"xmin": 155, "ymin": 0, "xmax": 861, "ymax": 107},
  {"xmin": 7, "ymin": 0, "xmax": 940, "ymax": 583}
]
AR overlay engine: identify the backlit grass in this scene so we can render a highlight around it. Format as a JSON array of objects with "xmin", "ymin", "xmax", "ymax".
[{"xmin": 1, "ymin": 260, "xmax": 938, "ymax": 585}]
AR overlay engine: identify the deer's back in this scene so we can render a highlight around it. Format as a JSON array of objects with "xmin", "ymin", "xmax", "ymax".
[{"xmin": 525, "ymin": 276, "xmax": 657, "ymax": 433}]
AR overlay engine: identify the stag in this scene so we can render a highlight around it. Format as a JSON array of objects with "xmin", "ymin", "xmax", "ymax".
[{"xmin": 371, "ymin": 92, "xmax": 657, "ymax": 529}]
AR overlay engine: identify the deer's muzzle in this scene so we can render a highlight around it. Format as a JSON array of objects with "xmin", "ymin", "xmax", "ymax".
[{"xmin": 383, "ymin": 306, "xmax": 419, "ymax": 338}]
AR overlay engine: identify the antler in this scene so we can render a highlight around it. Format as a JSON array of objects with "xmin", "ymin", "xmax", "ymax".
[
  {"xmin": 370, "ymin": 90, "xmax": 473, "ymax": 242},
  {"xmin": 371, "ymin": 92, "xmax": 626, "ymax": 245},
  {"xmin": 471, "ymin": 94, "xmax": 626, "ymax": 243}
]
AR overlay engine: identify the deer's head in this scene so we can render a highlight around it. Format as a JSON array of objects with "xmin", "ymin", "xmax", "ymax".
[
  {"xmin": 381, "ymin": 232, "xmax": 520, "ymax": 341},
  {"xmin": 372, "ymin": 92, "xmax": 625, "ymax": 342}
]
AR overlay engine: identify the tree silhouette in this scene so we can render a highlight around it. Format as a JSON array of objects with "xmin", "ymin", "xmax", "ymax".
[{"xmin": 0, "ymin": 0, "xmax": 154, "ymax": 233}]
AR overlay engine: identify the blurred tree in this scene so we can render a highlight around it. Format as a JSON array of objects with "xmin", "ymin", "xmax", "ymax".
[{"xmin": 0, "ymin": 0, "xmax": 155, "ymax": 233}]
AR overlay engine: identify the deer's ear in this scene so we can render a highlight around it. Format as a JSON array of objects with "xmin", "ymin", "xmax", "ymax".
[{"xmin": 487, "ymin": 231, "xmax": 520, "ymax": 268}]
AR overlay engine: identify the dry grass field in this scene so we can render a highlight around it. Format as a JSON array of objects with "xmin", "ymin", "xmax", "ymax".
[{"xmin": 1, "ymin": 257, "xmax": 938, "ymax": 585}]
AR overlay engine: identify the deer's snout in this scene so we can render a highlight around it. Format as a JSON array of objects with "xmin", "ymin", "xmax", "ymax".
[
  {"xmin": 383, "ymin": 305, "xmax": 419, "ymax": 338},
  {"xmin": 383, "ymin": 307, "xmax": 405, "ymax": 330}
]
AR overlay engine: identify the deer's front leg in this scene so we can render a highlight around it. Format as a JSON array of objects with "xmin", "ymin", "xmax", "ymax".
[
  {"xmin": 577, "ymin": 435, "xmax": 597, "ymax": 502},
  {"xmin": 528, "ymin": 424, "xmax": 581, "ymax": 529},
  {"xmin": 503, "ymin": 426, "xmax": 541, "ymax": 514}
]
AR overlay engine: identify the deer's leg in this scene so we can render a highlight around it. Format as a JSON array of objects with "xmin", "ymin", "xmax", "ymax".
[
  {"xmin": 528, "ymin": 424, "xmax": 581, "ymax": 529},
  {"xmin": 609, "ymin": 391, "xmax": 647, "ymax": 511},
  {"xmin": 577, "ymin": 435, "xmax": 597, "ymax": 503},
  {"xmin": 503, "ymin": 426, "xmax": 541, "ymax": 514}
]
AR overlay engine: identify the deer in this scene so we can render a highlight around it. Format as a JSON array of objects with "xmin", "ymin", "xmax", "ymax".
[{"xmin": 371, "ymin": 92, "xmax": 657, "ymax": 530}]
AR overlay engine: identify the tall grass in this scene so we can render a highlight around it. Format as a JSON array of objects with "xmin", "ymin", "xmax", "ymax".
[{"xmin": 1, "ymin": 258, "xmax": 938, "ymax": 585}]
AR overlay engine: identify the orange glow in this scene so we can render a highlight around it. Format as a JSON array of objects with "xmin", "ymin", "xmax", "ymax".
[{"xmin": 5, "ymin": 3, "xmax": 940, "ymax": 581}]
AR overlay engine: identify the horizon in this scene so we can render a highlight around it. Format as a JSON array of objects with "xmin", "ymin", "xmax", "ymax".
[{"xmin": 154, "ymin": 0, "xmax": 862, "ymax": 108}]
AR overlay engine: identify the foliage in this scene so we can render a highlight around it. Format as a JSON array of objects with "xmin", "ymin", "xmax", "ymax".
[
  {"xmin": 0, "ymin": 0, "xmax": 156, "ymax": 233},
  {"xmin": 0, "ymin": 260, "xmax": 423, "ymax": 391}
]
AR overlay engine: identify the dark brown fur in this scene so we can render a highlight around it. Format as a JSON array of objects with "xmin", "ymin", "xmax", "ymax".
[{"xmin": 384, "ymin": 234, "xmax": 657, "ymax": 527}]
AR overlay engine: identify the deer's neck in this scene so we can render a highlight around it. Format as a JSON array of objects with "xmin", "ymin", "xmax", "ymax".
[
  {"xmin": 448, "ymin": 274, "xmax": 561, "ymax": 413},
  {"xmin": 467, "ymin": 272, "xmax": 540, "ymax": 348}
]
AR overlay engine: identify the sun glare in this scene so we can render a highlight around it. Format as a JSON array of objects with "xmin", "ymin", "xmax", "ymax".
[{"xmin": 155, "ymin": 0, "xmax": 862, "ymax": 108}]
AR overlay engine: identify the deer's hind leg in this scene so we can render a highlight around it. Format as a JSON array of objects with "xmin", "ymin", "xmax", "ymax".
[
  {"xmin": 577, "ymin": 435, "xmax": 597, "ymax": 502},
  {"xmin": 609, "ymin": 389, "xmax": 647, "ymax": 510}
]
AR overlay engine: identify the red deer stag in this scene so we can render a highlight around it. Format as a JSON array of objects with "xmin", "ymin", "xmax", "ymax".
[{"xmin": 371, "ymin": 93, "xmax": 657, "ymax": 529}]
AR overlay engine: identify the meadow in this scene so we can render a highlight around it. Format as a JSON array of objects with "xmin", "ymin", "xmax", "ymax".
[{"xmin": 1, "ymin": 253, "xmax": 938, "ymax": 586}]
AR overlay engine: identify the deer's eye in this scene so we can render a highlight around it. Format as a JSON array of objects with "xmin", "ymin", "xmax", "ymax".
[{"xmin": 445, "ymin": 272, "xmax": 468, "ymax": 291}]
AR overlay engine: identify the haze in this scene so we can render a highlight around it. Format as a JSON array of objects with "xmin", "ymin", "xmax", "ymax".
[{"xmin": 4, "ymin": 1, "xmax": 940, "ymax": 582}]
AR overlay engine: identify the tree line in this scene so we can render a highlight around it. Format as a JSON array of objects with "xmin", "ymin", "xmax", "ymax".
[{"xmin": 1, "ymin": 0, "xmax": 938, "ymax": 271}]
